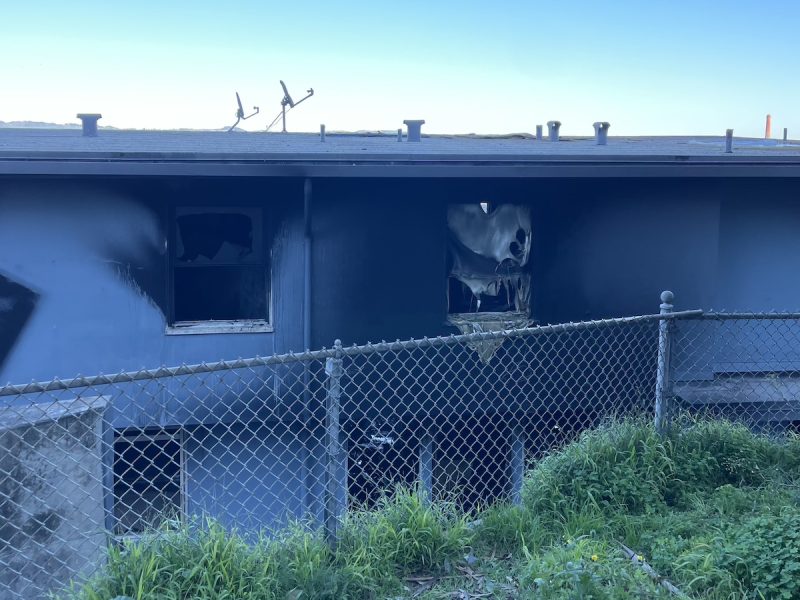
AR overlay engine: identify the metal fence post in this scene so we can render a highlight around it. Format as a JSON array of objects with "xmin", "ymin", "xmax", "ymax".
[
  {"xmin": 654, "ymin": 290, "xmax": 674, "ymax": 435},
  {"xmin": 419, "ymin": 433, "xmax": 433, "ymax": 501},
  {"xmin": 509, "ymin": 424, "xmax": 525, "ymax": 505},
  {"xmin": 325, "ymin": 339, "xmax": 346, "ymax": 546}
]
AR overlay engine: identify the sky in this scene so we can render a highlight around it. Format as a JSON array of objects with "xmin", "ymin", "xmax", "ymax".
[{"xmin": 2, "ymin": 0, "xmax": 799, "ymax": 137}]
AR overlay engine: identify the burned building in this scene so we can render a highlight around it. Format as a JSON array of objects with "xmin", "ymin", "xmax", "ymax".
[{"xmin": 2, "ymin": 126, "xmax": 800, "ymax": 539}]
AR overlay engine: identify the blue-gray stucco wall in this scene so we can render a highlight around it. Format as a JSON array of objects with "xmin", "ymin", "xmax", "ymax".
[
  {"xmin": 0, "ymin": 177, "xmax": 305, "ymax": 386},
  {"xmin": 2, "ymin": 174, "xmax": 800, "ymax": 532},
  {"xmin": 4, "ymin": 176, "xmax": 799, "ymax": 383}
]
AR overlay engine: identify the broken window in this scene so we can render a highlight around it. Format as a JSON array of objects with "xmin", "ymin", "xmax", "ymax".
[
  {"xmin": 113, "ymin": 429, "xmax": 183, "ymax": 536},
  {"xmin": 447, "ymin": 203, "xmax": 533, "ymax": 360},
  {"xmin": 170, "ymin": 207, "xmax": 269, "ymax": 328},
  {"xmin": 447, "ymin": 203, "xmax": 532, "ymax": 315}
]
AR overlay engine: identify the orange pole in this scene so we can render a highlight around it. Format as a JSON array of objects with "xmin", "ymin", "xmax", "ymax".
[{"xmin": 765, "ymin": 114, "xmax": 772, "ymax": 139}]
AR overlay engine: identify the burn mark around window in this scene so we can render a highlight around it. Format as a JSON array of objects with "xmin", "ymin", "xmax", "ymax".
[{"xmin": 0, "ymin": 273, "xmax": 39, "ymax": 372}]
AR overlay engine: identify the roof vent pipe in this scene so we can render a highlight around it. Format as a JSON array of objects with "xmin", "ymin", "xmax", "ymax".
[
  {"xmin": 593, "ymin": 122, "xmax": 610, "ymax": 145},
  {"xmin": 404, "ymin": 119, "xmax": 425, "ymax": 142},
  {"xmin": 77, "ymin": 113, "xmax": 102, "ymax": 137},
  {"xmin": 535, "ymin": 125, "xmax": 543, "ymax": 140},
  {"xmin": 547, "ymin": 120, "xmax": 561, "ymax": 142}
]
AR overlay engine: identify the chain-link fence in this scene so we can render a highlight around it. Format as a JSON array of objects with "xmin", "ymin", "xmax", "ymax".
[
  {"xmin": 3, "ymin": 296, "xmax": 800, "ymax": 598},
  {"xmin": 672, "ymin": 312, "xmax": 800, "ymax": 432}
]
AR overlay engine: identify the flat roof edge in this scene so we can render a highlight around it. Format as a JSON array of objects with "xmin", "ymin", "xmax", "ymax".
[{"xmin": 1, "ymin": 158, "xmax": 800, "ymax": 178}]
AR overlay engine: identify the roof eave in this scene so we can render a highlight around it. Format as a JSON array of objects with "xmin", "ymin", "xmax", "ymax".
[{"xmin": 1, "ymin": 154, "xmax": 800, "ymax": 178}]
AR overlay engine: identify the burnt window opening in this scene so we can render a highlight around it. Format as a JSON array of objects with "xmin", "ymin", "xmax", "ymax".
[
  {"xmin": 113, "ymin": 429, "xmax": 183, "ymax": 536},
  {"xmin": 170, "ymin": 207, "xmax": 270, "ymax": 326},
  {"xmin": 446, "ymin": 203, "xmax": 532, "ymax": 316},
  {"xmin": 448, "ymin": 277, "xmax": 521, "ymax": 313}
]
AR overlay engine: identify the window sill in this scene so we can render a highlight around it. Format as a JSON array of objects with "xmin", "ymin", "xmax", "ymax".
[
  {"xmin": 165, "ymin": 320, "xmax": 273, "ymax": 335},
  {"xmin": 446, "ymin": 312, "xmax": 533, "ymax": 328}
]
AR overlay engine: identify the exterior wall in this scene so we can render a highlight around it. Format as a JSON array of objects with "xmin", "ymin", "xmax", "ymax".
[
  {"xmin": 310, "ymin": 179, "xmax": 450, "ymax": 348},
  {"xmin": 4, "ymin": 175, "xmax": 797, "ymax": 389},
  {"xmin": 0, "ymin": 177, "xmax": 310, "ymax": 537},
  {"xmin": 531, "ymin": 178, "xmax": 722, "ymax": 323},
  {"xmin": 185, "ymin": 421, "xmax": 325, "ymax": 532},
  {"xmin": 308, "ymin": 177, "xmax": 729, "ymax": 340},
  {"xmin": 2, "ymin": 173, "xmax": 799, "ymax": 539},
  {"xmin": 0, "ymin": 177, "xmax": 305, "ymax": 387}
]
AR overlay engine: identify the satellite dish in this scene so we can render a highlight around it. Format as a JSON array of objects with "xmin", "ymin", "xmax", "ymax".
[
  {"xmin": 228, "ymin": 91, "xmax": 259, "ymax": 132},
  {"xmin": 235, "ymin": 92, "xmax": 245, "ymax": 118},
  {"xmin": 270, "ymin": 80, "xmax": 314, "ymax": 132},
  {"xmin": 280, "ymin": 80, "xmax": 295, "ymax": 108}
]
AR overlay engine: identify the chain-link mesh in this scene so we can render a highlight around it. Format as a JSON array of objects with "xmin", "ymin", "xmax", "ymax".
[
  {"xmin": 0, "ymin": 310, "xmax": 711, "ymax": 598},
  {"xmin": 671, "ymin": 313, "xmax": 800, "ymax": 432}
]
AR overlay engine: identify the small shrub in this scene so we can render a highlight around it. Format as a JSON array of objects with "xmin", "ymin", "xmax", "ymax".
[
  {"xmin": 725, "ymin": 507, "xmax": 800, "ymax": 599},
  {"xmin": 523, "ymin": 417, "xmax": 674, "ymax": 515},
  {"xmin": 473, "ymin": 503, "xmax": 543, "ymax": 553},
  {"xmin": 60, "ymin": 520, "xmax": 361, "ymax": 600},
  {"xmin": 337, "ymin": 486, "xmax": 470, "ymax": 582},
  {"xmin": 671, "ymin": 419, "xmax": 775, "ymax": 496}
]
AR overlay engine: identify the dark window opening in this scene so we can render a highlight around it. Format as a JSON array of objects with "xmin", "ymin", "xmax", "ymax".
[
  {"xmin": 174, "ymin": 266, "xmax": 266, "ymax": 321},
  {"xmin": 170, "ymin": 207, "xmax": 269, "ymax": 326},
  {"xmin": 113, "ymin": 430, "xmax": 183, "ymax": 535},
  {"xmin": 434, "ymin": 416, "xmax": 509, "ymax": 512},
  {"xmin": 448, "ymin": 277, "xmax": 520, "ymax": 314},
  {"xmin": 348, "ymin": 425, "xmax": 416, "ymax": 508},
  {"xmin": 176, "ymin": 213, "xmax": 255, "ymax": 263}
]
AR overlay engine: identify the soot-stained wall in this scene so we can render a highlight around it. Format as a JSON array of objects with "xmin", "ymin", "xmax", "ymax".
[
  {"xmin": 530, "ymin": 178, "xmax": 724, "ymax": 322},
  {"xmin": 310, "ymin": 179, "xmax": 451, "ymax": 348},
  {"xmin": 0, "ymin": 177, "xmax": 304, "ymax": 390},
  {"xmin": 308, "ymin": 178, "xmax": 726, "ymax": 344},
  {"xmin": 3, "ymin": 176, "xmax": 798, "ymax": 384}
]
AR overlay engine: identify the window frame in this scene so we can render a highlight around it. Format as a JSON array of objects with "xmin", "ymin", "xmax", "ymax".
[
  {"xmin": 112, "ymin": 428, "xmax": 186, "ymax": 540},
  {"xmin": 165, "ymin": 203, "xmax": 273, "ymax": 335}
]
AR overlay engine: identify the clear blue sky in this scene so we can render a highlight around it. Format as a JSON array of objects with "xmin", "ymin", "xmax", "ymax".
[{"xmin": 2, "ymin": 0, "xmax": 799, "ymax": 137}]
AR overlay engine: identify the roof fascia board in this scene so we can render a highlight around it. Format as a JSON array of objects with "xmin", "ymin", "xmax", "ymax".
[{"xmin": 1, "ymin": 159, "xmax": 800, "ymax": 178}]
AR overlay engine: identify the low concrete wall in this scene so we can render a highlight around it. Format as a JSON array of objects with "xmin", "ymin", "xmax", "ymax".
[
  {"xmin": 675, "ymin": 377, "xmax": 800, "ymax": 431},
  {"xmin": 0, "ymin": 397, "xmax": 108, "ymax": 600}
]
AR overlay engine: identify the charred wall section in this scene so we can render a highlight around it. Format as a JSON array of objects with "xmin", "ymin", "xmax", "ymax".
[{"xmin": 0, "ymin": 177, "xmax": 304, "ymax": 406}]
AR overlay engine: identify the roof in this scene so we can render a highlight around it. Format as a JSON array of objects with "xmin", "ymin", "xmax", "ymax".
[{"xmin": 2, "ymin": 128, "xmax": 800, "ymax": 178}]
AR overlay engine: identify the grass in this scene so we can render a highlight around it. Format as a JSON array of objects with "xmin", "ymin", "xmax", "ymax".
[{"xmin": 59, "ymin": 417, "xmax": 800, "ymax": 599}]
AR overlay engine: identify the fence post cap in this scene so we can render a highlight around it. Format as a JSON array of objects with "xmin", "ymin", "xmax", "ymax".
[{"xmin": 660, "ymin": 290, "xmax": 674, "ymax": 303}]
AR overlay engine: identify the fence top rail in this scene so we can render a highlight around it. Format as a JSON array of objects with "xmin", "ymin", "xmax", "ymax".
[
  {"xmin": 0, "ymin": 309, "xmax": 702, "ymax": 397},
  {"xmin": 687, "ymin": 311, "xmax": 800, "ymax": 320}
]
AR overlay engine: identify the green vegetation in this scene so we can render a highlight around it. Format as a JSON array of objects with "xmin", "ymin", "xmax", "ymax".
[{"xmin": 61, "ymin": 417, "xmax": 800, "ymax": 599}]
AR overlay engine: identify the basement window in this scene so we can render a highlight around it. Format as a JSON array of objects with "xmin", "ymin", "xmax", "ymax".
[
  {"xmin": 168, "ymin": 206, "xmax": 271, "ymax": 334},
  {"xmin": 113, "ymin": 429, "xmax": 184, "ymax": 536}
]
